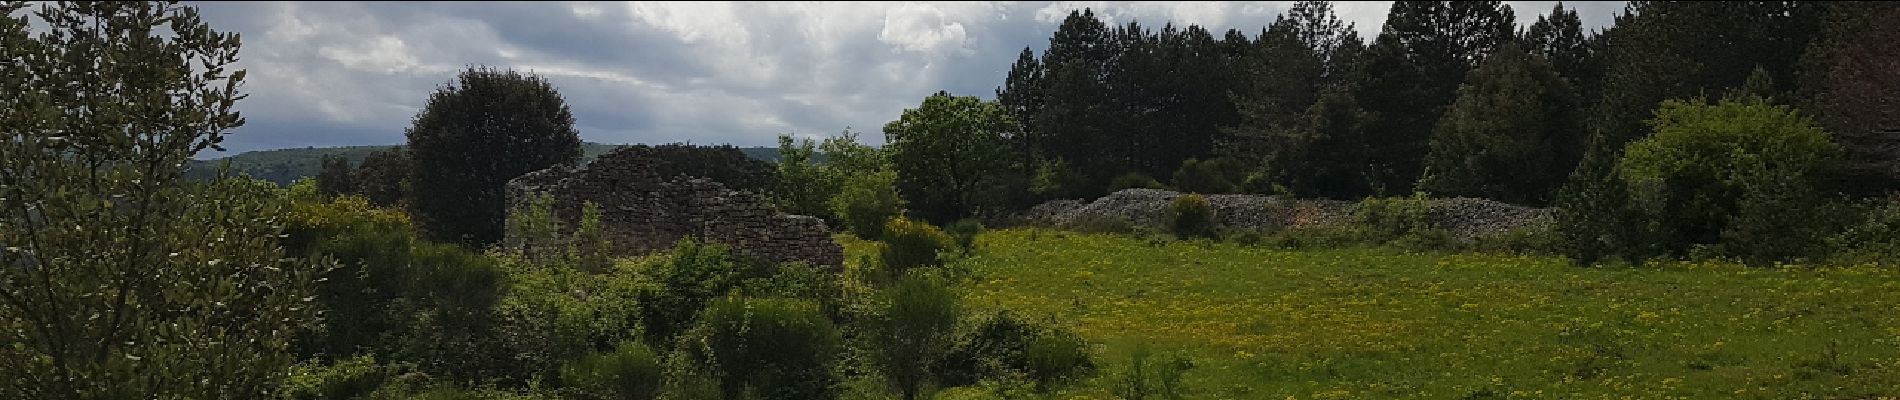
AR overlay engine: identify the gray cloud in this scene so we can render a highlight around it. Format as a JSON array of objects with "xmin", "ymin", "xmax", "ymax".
[{"xmin": 187, "ymin": 1, "xmax": 1625, "ymax": 156}]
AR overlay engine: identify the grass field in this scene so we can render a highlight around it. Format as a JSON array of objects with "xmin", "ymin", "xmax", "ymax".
[{"xmin": 860, "ymin": 229, "xmax": 1900, "ymax": 399}]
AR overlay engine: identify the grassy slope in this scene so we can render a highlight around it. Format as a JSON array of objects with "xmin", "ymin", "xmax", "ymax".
[{"xmin": 873, "ymin": 229, "xmax": 1900, "ymax": 399}]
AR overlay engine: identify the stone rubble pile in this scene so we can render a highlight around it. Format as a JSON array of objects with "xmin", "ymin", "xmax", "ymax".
[{"xmin": 507, "ymin": 146, "xmax": 843, "ymax": 267}]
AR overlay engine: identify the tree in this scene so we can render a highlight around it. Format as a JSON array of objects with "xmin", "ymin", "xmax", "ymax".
[
  {"xmin": 0, "ymin": 2, "xmax": 324, "ymax": 398},
  {"xmin": 406, "ymin": 67, "xmax": 582, "ymax": 248},
  {"xmin": 315, "ymin": 155, "xmax": 356, "ymax": 198},
  {"xmin": 1422, "ymin": 42, "xmax": 1584, "ymax": 205},
  {"xmin": 831, "ymin": 169, "xmax": 904, "ymax": 240},
  {"xmin": 1802, "ymin": 2, "xmax": 1900, "ymax": 194},
  {"xmin": 353, "ymin": 147, "xmax": 410, "ymax": 207},
  {"xmin": 1360, "ymin": 1, "xmax": 1516, "ymax": 194},
  {"xmin": 1618, "ymin": 97, "xmax": 1842, "ymax": 263},
  {"xmin": 884, "ymin": 92, "xmax": 1019, "ymax": 223},
  {"xmin": 772, "ymin": 134, "xmax": 836, "ymax": 219},
  {"xmin": 1524, "ymin": 3, "xmax": 1600, "ymax": 100},
  {"xmin": 1353, "ymin": 34, "xmax": 1436, "ymax": 194},
  {"xmin": 685, "ymin": 297, "xmax": 840, "ymax": 400},
  {"xmin": 1592, "ymin": 1, "xmax": 1826, "ymax": 148},
  {"xmin": 874, "ymin": 274, "xmax": 960, "ymax": 400}
]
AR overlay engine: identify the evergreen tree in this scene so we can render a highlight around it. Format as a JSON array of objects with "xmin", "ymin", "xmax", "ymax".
[
  {"xmin": 1422, "ymin": 42, "xmax": 1584, "ymax": 205},
  {"xmin": 1524, "ymin": 3, "xmax": 1601, "ymax": 101},
  {"xmin": 1801, "ymin": 1, "xmax": 1900, "ymax": 193},
  {"xmin": 406, "ymin": 67, "xmax": 582, "ymax": 247},
  {"xmin": 353, "ymin": 147, "xmax": 410, "ymax": 207},
  {"xmin": 315, "ymin": 154, "xmax": 356, "ymax": 198}
]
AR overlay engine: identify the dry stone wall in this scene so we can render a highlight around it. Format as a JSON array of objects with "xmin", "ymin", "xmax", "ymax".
[
  {"xmin": 1019, "ymin": 188, "xmax": 1552, "ymax": 240},
  {"xmin": 507, "ymin": 145, "xmax": 842, "ymax": 267}
]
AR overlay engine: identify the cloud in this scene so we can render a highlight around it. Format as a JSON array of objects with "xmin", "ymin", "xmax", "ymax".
[{"xmin": 181, "ymin": 1, "xmax": 1624, "ymax": 157}]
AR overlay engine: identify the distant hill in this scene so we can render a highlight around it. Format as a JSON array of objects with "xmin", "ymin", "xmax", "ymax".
[{"xmin": 186, "ymin": 142, "xmax": 787, "ymax": 186}]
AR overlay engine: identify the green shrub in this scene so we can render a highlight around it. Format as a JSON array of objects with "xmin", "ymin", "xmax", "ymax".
[
  {"xmin": 1168, "ymin": 194, "xmax": 1216, "ymax": 239},
  {"xmin": 1467, "ymin": 224, "xmax": 1563, "ymax": 255},
  {"xmin": 874, "ymin": 274, "xmax": 962, "ymax": 400},
  {"xmin": 937, "ymin": 311, "xmax": 1038, "ymax": 388},
  {"xmin": 882, "ymin": 217, "xmax": 955, "ymax": 275},
  {"xmin": 284, "ymin": 355, "xmax": 403, "ymax": 400},
  {"xmin": 1829, "ymin": 198, "xmax": 1900, "ymax": 265},
  {"xmin": 1263, "ymin": 225, "xmax": 1378, "ymax": 250},
  {"xmin": 637, "ymin": 238, "xmax": 767, "ymax": 345},
  {"xmin": 1170, "ymin": 158, "xmax": 1246, "ymax": 194},
  {"xmin": 1023, "ymin": 326, "xmax": 1094, "ymax": 393},
  {"xmin": 1353, "ymin": 194, "xmax": 1434, "ymax": 242},
  {"xmin": 683, "ymin": 297, "xmax": 841, "ymax": 400},
  {"xmin": 833, "ymin": 169, "xmax": 906, "ymax": 240},
  {"xmin": 1109, "ymin": 343, "xmax": 1193, "ymax": 400},
  {"xmin": 560, "ymin": 341, "xmax": 662, "ymax": 400},
  {"xmin": 946, "ymin": 219, "xmax": 987, "ymax": 255},
  {"xmin": 1110, "ymin": 172, "xmax": 1165, "ymax": 191},
  {"xmin": 1617, "ymin": 97, "xmax": 1843, "ymax": 264}
]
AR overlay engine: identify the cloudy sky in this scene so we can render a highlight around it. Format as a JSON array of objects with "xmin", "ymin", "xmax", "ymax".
[{"xmin": 188, "ymin": 1, "xmax": 1627, "ymax": 157}]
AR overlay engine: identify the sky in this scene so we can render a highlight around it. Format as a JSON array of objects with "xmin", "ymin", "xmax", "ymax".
[{"xmin": 186, "ymin": 1, "xmax": 1628, "ymax": 157}]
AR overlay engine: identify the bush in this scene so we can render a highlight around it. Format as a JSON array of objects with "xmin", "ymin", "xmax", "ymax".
[
  {"xmin": 1110, "ymin": 173, "xmax": 1165, "ymax": 191},
  {"xmin": 560, "ymin": 341, "xmax": 662, "ymax": 400},
  {"xmin": 1353, "ymin": 194, "xmax": 1434, "ymax": 242},
  {"xmin": 284, "ymin": 355, "xmax": 403, "ymax": 400},
  {"xmin": 874, "ymin": 274, "xmax": 961, "ymax": 400},
  {"xmin": 683, "ymin": 297, "xmax": 841, "ymax": 400},
  {"xmin": 1168, "ymin": 194, "xmax": 1216, "ymax": 239},
  {"xmin": 937, "ymin": 311, "xmax": 1041, "ymax": 387},
  {"xmin": 637, "ymin": 238, "xmax": 767, "ymax": 345},
  {"xmin": 1023, "ymin": 326, "xmax": 1094, "ymax": 393},
  {"xmin": 1109, "ymin": 343, "xmax": 1193, "ymax": 400},
  {"xmin": 1618, "ymin": 97, "xmax": 1844, "ymax": 264},
  {"xmin": 945, "ymin": 219, "xmax": 987, "ymax": 255},
  {"xmin": 882, "ymin": 217, "xmax": 955, "ymax": 275},
  {"xmin": 1171, "ymin": 158, "xmax": 1246, "ymax": 194},
  {"xmin": 1829, "ymin": 198, "xmax": 1900, "ymax": 265},
  {"xmin": 1262, "ymin": 225, "xmax": 1378, "ymax": 250},
  {"xmin": 833, "ymin": 169, "xmax": 906, "ymax": 240}
]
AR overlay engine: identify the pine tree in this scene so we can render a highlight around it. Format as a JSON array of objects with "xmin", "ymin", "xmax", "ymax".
[{"xmin": 1422, "ymin": 42, "xmax": 1584, "ymax": 205}]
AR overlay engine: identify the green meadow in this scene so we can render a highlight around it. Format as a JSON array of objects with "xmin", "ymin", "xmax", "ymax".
[{"xmin": 852, "ymin": 230, "xmax": 1900, "ymax": 399}]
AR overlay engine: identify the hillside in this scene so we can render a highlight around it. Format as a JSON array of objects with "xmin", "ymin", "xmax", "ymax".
[{"xmin": 185, "ymin": 142, "xmax": 785, "ymax": 186}]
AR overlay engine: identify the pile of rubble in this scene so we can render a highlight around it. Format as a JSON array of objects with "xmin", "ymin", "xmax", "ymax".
[
  {"xmin": 1019, "ymin": 189, "xmax": 1551, "ymax": 240},
  {"xmin": 507, "ymin": 146, "xmax": 842, "ymax": 267}
]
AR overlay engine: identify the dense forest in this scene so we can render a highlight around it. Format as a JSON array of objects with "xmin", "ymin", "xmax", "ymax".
[{"xmin": 3, "ymin": 1, "xmax": 1898, "ymax": 399}]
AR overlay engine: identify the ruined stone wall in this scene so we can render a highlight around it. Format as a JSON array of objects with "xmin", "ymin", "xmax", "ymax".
[{"xmin": 507, "ymin": 146, "xmax": 843, "ymax": 267}]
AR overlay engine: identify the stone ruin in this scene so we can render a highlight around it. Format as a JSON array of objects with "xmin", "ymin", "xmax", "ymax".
[{"xmin": 505, "ymin": 146, "xmax": 843, "ymax": 267}]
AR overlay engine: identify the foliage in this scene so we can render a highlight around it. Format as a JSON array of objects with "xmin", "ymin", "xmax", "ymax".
[
  {"xmin": 885, "ymin": 92, "xmax": 1021, "ymax": 223},
  {"xmin": 681, "ymin": 296, "xmax": 841, "ymax": 400},
  {"xmin": 1802, "ymin": 2, "xmax": 1900, "ymax": 192},
  {"xmin": 873, "ymin": 273, "xmax": 961, "ymax": 400},
  {"xmin": 1169, "ymin": 158, "xmax": 1246, "ymax": 195},
  {"xmin": 1618, "ymin": 97, "xmax": 1843, "ymax": 264},
  {"xmin": 772, "ymin": 135, "xmax": 838, "ymax": 219},
  {"xmin": 1553, "ymin": 139, "xmax": 1643, "ymax": 265},
  {"xmin": 1422, "ymin": 41, "xmax": 1584, "ymax": 205},
  {"xmin": 937, "ymin": 311, "xmax": 1041, "ymax": 388},
  {"xmin": 636, "ymin": 238, "xmax": 767, "ymax": 345},
  {"xmin": 354, "ymin": 147, "xmax": 411, "ymax": 207},
  {"xmin": 318, "ymin": 155, "xmax": 358, "ymax": 198},
  {"xmin": 0, "ymin": 2, "xmax": 324, "ymax": 397},
  {"xmin": 1030, "ymin": 159, "xmax": 1095, "ymax": 200},
  {"xmin": 505, "ymin": 192, "xmax": 568, "ymax": 266},
  {"xmin": 399, "ymin": 242, "xmax": 509, "ymax": 383},
  {"xmin": 945, "ymin": 219, "xmax": 987, "ymax": 255},
  {"xmin": 283, "ymin": 355, "xmax": 405, "ymax": 400},
  {"xmin": 406, "ymin": 66, "xmax": 583, "ymax": 248},
  {"xmin": 559, "ymin": 341, "xmax": 662, "ymax": 400},
  {"xmin": 632, "ymin": 143, "xmax": 779, "ymax": 195},
  {"xmin": 1167, "ymin": 194, "xmax": 1216, "ymax": 239},
  {"xmin": 1108, "ymin": 343, "xmax": 1193, "ymax": 400},
  {"xmin": 1109, "ymin": 173, "xmax": 1165, "ymax": 191},
  {"xmin": 1828, "ymin": 198, "xmax": 1900, "ymax": 265},
  {"xmin": 881, "ymin": 217, "xmax": 955, "ymax": 275},
  {"xmin": 1353, "ymin": 193, "xmax": 1435, "ymax": 243},
  {"xmin": 570, "ymin": 202, "xmax": 613, "ymax": 273},
  {"xmin": 831, "ymin": 168, "xmax": 905, "ymax": 240},
  {"xmin": 1023, "ymin": 325, "xmax": 1094, "ymax": 393}
]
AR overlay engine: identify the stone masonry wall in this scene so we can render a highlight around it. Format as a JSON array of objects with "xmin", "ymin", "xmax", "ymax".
[{"xmin": 506, "ymin": 146, "xmax": 843, "ymax": 267}]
